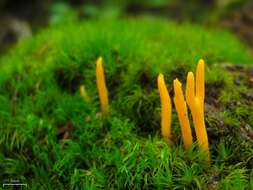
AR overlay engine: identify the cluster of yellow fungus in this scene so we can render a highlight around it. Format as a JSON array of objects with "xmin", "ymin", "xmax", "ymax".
[
  {"xmin": 157, "ymin": 59, "xmax": 210, "ymax": 160},
  {"xmin": 79, "ymin": 56, "xmax": 209, "ymax": 159}
]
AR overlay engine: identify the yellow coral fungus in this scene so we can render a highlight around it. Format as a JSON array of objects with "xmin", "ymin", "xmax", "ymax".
[
  {"xmin": 80, "ymin": 85, "xmax": 90, "ymax": 103},
  {"xmin": 196, "ymin": 59, "xmax": 205, "ymax": 109},
  {"xmin": 193, "ymin": 97, "xmax": 209, "ymax": 160},
  {"xmin": 173, "ymin": 79, "xmax": 193, "ymax": 149},
  {"xmin": 186, "ymin": 60, "xmax": 210, "ymax": 160},
  {"xmin": 157, "ymin": 74, "xmax": 172, "ymax": 141},
  {"xmin": 96, "ymin": 57, "xmax": 109, "ymax": 113},
  {"xmin": 186, "ymin": 72, "xmax": 195, "ymax": 108}
]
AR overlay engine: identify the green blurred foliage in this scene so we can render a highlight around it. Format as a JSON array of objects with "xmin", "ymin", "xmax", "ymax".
[{"xmin": 48, "ymin": 0, "xmax": 251, "ymax": 24}]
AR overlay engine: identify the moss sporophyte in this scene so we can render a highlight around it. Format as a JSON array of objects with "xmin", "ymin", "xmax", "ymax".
[{"xmin": 158, "ymin": 59, "xmax": 210, "ymax": 161}]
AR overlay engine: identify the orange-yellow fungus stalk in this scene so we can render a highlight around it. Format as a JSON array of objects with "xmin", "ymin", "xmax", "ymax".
[
  {"xmin": 173, "ymin": 79, "xmax": 193, "ymax": 149},
  {"xmin": 157, "ymin": 74, "xmax": 172, "ymax": 140},
  {"xmin": 186, "ymin": 60, "xmax": 210, "ymax": 161},
  {"xmin": 80, "ymin": 85, "xmax": 90, "ymax": 103},
  {"xmin": 193, "ymin": 97, "xmax": 210, "ymax": 160},
  {"xmin": 96, "ymin": 57, "xmax": 109, "ymax": 113},
  {"xmin": 186, "ymin": 72, "xmax": 195, "ymax": 108},
  {"xmin": 196, "ymin": 59, "xmax": 205, "ymax": 109}
]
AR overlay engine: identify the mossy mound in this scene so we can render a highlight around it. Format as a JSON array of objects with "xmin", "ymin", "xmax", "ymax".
[{"xmin": 0, "ymin": 18, "xmax": 252, "ymax": 189}]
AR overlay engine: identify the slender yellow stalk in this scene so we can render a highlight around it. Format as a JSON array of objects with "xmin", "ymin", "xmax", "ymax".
[
  {"xmin": 196, "ymin": 59, "xmax": 205, "ymax": 109},
  {"xmin": 173, "ymin": 79, "xmax": 193, "ymax": 149},
  {"xmin": 186, "ymin": 72, "xmax": 195, "ymax": 108},
  {"xmin": 80, "ymin": 85, "xmax": 90, "ymax": 103},
  {"xmin": 96, "ymin": 57, "xmax": 109, "ymax": 113},
  {"xmin": 157, "ymin": 74, "xmax": 172, "ymax": 140},
  {"xmin": 193, "ymin": 97, "xmax": 210, "ymax": 160},
  {"xmin": 186, "ymin": 61, "xmax": 210, "ymax": 161}
]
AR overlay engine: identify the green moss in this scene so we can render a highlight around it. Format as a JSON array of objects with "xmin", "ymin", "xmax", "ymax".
[{"xmin": 0, "ymin": 18, "xmax": 252, "ymax": 189}]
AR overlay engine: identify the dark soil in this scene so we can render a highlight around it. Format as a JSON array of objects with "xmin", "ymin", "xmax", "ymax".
[{"xmin": 205, "ymin": 64, "xmax": 253, "ymax": 145}]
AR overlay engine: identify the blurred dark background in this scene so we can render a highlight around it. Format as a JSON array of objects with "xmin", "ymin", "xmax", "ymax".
[{"xmin": 0, "ymin": 0, "xmax": 252, "ymax": 54}]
